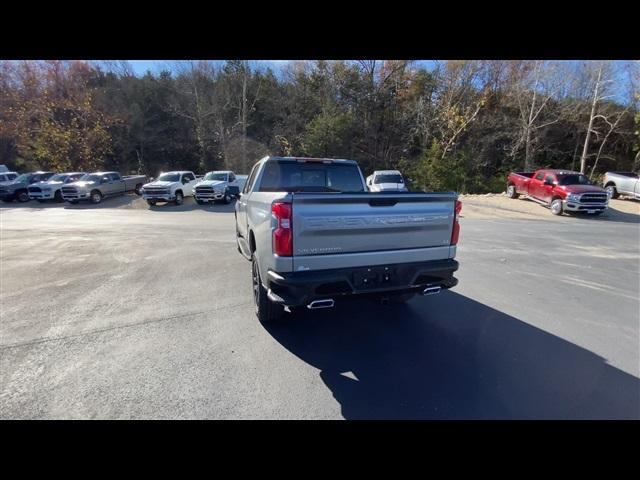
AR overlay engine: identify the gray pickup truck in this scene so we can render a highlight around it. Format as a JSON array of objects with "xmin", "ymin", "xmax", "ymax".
[
  {"xmin": 603, "ymin": 171, "xmax": 639, "ymax": 200},
  {"xmin": 235, "ymin": 156, "xmax": 461, "ymax": 323},
  {"xmin": 61, "ymin": 171, "xmax": 147, "ymax": 204}
]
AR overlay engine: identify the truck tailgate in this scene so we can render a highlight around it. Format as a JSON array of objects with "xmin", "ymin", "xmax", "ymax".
[{"xmin": 291, "ymin": 192, "xmax": 456, "ymax": 269}]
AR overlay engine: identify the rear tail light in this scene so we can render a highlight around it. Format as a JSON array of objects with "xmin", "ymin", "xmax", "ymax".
[
  {"xmin": 272, "ymin": 201, "xmax": 293, "ymax": 256},
  {"xmin": 450, "ymin": 200, "xmax": 461, "ymax": 246}
]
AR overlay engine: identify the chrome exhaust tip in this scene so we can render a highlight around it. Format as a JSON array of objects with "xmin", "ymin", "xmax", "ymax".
[
  {"xmin": 422, "ymin": 286, "xmax": 442, "ymax": 296},
  {"xmin": 307, "ymin": 299, "xmax": 335, "ymax": 309}
]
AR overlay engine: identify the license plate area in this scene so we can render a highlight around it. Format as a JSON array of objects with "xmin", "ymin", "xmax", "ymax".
[{"xmin": 352, "ymin": 266, "xmax": 394, "ymax": 290}]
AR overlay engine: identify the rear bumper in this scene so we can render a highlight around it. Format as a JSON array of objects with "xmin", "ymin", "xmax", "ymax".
[{"xmin": 266, "ymin": 259, "xmax": 459, "ymax": 308}]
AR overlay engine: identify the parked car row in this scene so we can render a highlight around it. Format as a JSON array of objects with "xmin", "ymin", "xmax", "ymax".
[
  {"xmin": 141, "ymin": 170, "xmax": 243, "ymax": 206},
  {"xmin": 0, "ymin": 168, "xmax": 246, "ymax": 206},
  {"xmin": 1, "ymin": 171, "xmax": 58, "ymax": 203}
]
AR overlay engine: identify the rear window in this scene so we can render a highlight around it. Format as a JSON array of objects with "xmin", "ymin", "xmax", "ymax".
[
  {"xmin": 557, "ymin": 174, "xmax": 593, "ymax": 186},
  {"xmin": 258, "ymin": 161, "xmax": 365, "ymax": 193},
  {"xmin": 374, "ymin": 174, "xmax": 403, "ymax": 184}
]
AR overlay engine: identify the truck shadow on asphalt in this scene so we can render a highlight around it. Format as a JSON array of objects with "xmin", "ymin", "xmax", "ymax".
[
  {"xmin": 146, "ymin": 198, "xmax": 237, "ymax": 213},
  {"xmin": 0, "ymin": 196, "xmax": 140, "ymax": 210},
  {"xmin": 264, "ymin": 291, "xmax": 639, "ymax": 419},
  {"xmin": 514, "ymin": 197, "xmax": 640, "ymax": 224},
  {"xmin": 592, "ymin": 204, "xmax": 639, "ymax": 224},
  {"xmin": 0, "ymin": 200, "xmax": 66, "ymax": 209},
  {"xmin": 0, "ymin": 195, "xmax": 237, "ymax": 212}
]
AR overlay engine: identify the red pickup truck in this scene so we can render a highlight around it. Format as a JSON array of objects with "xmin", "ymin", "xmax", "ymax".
[{"xmin": 506, "ymin": 169, "xmax": 609, "ymax": 215}]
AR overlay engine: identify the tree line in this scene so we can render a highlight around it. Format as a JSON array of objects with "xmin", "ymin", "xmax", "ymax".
[{"xmin": 1, "ymin": 60, "xmax": 638, "ymax": 193}]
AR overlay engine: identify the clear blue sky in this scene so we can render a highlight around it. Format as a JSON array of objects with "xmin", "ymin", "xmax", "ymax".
[{"xmin": 129, "ymin": 60, "xmax": 163, "ymax": 75}]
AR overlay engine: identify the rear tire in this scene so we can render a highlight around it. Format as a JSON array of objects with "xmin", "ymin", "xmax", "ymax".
[
  {"xmin": 507, "ymin": 184, "xmax": 519, "ymax": 199},
  {"xmin": 550, "ymin": 198, "xmax": 563, "ymax": 215},
  {"xmin": 134, "ymin": 184, "xmax": 143, "ymax": 195},
  {"xmin": 54, "ymin": 190, "xmax": 63, "ymax": 203},
  {"xmin": 252, "ymin": 256, "xmax": 284, "ymax": 324},
  {"xmin": 16, "ymin": 190, "xmax": 30, "ymax": 202},
  {"xmin": 605, "ymin": 184, "xmax": 618, "ymax": 199}
]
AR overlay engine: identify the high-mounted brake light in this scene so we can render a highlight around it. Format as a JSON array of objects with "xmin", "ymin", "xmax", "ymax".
[
  {"xmin": 272, "ymin": 202, "xmax": 293, "ymax": 256},
  {"xmin": 450, "ymin": 200, "xmax": 462, "ymax": 246}
]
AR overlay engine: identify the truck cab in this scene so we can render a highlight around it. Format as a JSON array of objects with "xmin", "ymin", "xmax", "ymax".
[{"xmin": 0, "ymin": 172, "xmax": 19, "ymax": 184}]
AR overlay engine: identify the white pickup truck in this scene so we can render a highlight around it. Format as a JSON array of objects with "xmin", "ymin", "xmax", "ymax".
[
  {"xmin": 194, "ymin": 171, "xmax": 241, "ymax": 204},
  {"xmin": 366, "ymin": 170, "xmax": 408, "ymax": 192},
  {"xmin": 141, "ymin": 171, "xmax": 198, "ymax": 206},
  {"xmin": 603, "ymin": 171, "xmax": 640, "ymax": 200}
]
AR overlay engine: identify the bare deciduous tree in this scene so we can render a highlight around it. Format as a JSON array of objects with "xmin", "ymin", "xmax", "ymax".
[
  {"xmin": 578, "ymin": 61, "xmax": 619, "ymax": 174},
  {"xmin": 507, "ymin": 60, "xmax": 568, "ymax": 171}
]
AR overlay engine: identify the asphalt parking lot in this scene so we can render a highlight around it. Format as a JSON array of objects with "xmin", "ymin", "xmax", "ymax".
[{"xmin": 1, "ymin": 195, "xmax": 639, "ymax": 419}]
